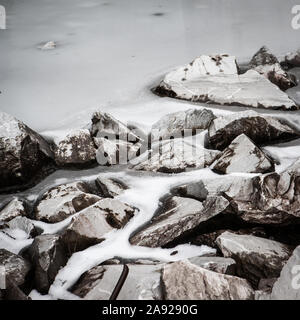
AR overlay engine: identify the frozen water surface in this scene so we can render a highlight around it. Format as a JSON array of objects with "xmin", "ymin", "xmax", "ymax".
[{"xmin": 0, "ymin": 0, "xmax": 300, "ymax": 299}]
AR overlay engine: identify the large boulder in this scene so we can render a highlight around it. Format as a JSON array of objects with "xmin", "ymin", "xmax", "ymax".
[
  {"xmin": 63, "ymin": 199, "xmax": 136, "ymax": 252},
  {"xmin": 162, "ymin": 260, "xmax": 254, "ymax": 300},
  {"xmin": 28, "ymin": 234, "xmax": 67, "ymax": 294},
  {"xmin": 216, "ymin": 231, "xmax": 292, "ymax": 287},
  {"xmin": 0, "ymin": 112, "xmax": 54, "ymax": 191},
  {"xmin": 208, "ymin": 110, "xmax": 299, "ymax": 150},
  {"xmin": 72, "ymin": 263, "xmax": 164, "ymax": 300},
  {"xmin": 54, "ymin": 129, "xmax": 96, "ymax": 167},
  {"xmin": 3, "ymin": 216, "xmax": 41, "ymax": 239},
  {"xmin": 34, "ymin": 181, "xmax": 101, "ymax": 223},
  {"xmin": 0, "ymin": 249, "xmax": 31, "ymax": 287},
  {"xmin": 0, "ymin": 198, "xmax": 25, "ymax": 223},
  {"xmin": 130, "ymin": 195, "xmax": 231, "ymax": 248},
  {"xmin": 211, "ymin": 134, "xmax": 275, "ymax": 174},
  {"xmin": 151, "ymin": 108, "xmax": 215, "ymax": 141},
  {"xmin": 95, "ymin": 177, "xmax": 128, "ymax": 198},
  {"xmin": 130, "ymin": 138, "xmax": 220, "ymax": 173},
  {"xmin": 154, "ymin": 55, "xmax": 297, "ymax": 110},
  {"xmin": 249, "ymin": 46, "xmax": 296, "ymax": 91},
  {"xmin": 270, "ymin": 245, "xmax": 300, "ymax": 300}
]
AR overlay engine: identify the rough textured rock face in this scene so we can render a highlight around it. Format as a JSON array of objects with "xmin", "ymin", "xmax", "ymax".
[
  {"xmin": 211, "ymin": 134, "xmax": 275, "ymax": 174},
  {"xmin": 63, "ymin": 199, "xmax": 136, "ymax": 252},
  {"xmin": 233, "ymin": 160, "xmax": 300, "ymax": 225},
  {"xmin": 0, "ymin": 198, "xmax": 25, "ymax": 223},
  {"xmin": 130, "ymin": 139, "xmax": 220, "ymax": 173},
  {"xmin": 154, "ymin": 55, "xmax": 297, "ymax": 110},
  {"xmin": 208, "ymin": 110, "xmax": 299, "ymax": 150},
  {"xmin": 0, "ymin": 112, "xmax": 54, "ymax": 191},
  {"xmin": 4, "ymin": 216, "xmax": 40, "ymax": 239},
  {"xmin": 162, "ymin": 261, "xmax": 254, "ymax": 300},
  {"xmin": 72, "ymin": 263, "xmax": 164, "ymax": 300},
  {"xmin": 216, "ymin": 232, "xmax": 292, "ymax": 287},
  {"xmin": 54, "ymin": 129, "xmax": 96, "ymax": 167},
  {"xmin": 270, "ymin": 246, "xmax": 300, "ymax": 300},
  {"xmin": 151, "ymin": 108, "xmax": 215, "ymax": 141},
  {"xmin": 284, "ymin": 49, "xmax": 300, "ymax": 68},
  {"xmin": 188, "ymin": 256, "xmax": 236, "ymax": 275},
  {"xmin": 34, "ymin": 181, "xmax": 101, "ymax": 223},
  {"xmin": 28, "ymin": 234, "xmax": 67, "ymax": 294},
  {"xmin": 249, "ymin": 47, "xmax": 296, "ymax": 91},
  {"xmin": 0, "ymin": 249, "xmax": 31, "ymax": 286},
  {"xmin": 96, "ymin": 177, "xmax": 128, "ymax": 198},
  {"xmin": 130, "ymin": 196, "xmax": 230, "ymax": 248}
]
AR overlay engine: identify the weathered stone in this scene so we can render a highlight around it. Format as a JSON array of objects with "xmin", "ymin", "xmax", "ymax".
[
  {"xmin": 54, "ymin": 129, "xmax": 96, "ymax": 167},
  {"xmin": 216, "ymin": 231, "xmax": 292, "ymax": 287},
  {"xmin": 0, "ymin": 198, "xmax": 25, "ymax": 223},
  {"xmin": 162, "ymin": 260, "xmax": 254, "ymax": 300},
  {"xmin": 0, "ymin": 249, "xmax": 31, "ymax": 286},
  {"xmin": 154, "ymin": 55, "xmax": 297, "ymax": 110},
  {"xmin": 130, "ymin": 195, "xmax": 231, "ymax": 248},
  {"xmin": 4, "ymin": 216, "xmax": 41, "ymax": 239},
  {"xmin": 151, "ymin": 108, "xmax": 215, "ymax": 141},
  {"xmin": 270, "ymin": 245, "xmax": 300, "ymax": 300},
  {"xmin": 130, "ymin": 138, "xmax": 220, "ymax": 173},
  {"xmin": 249, "ymin": 46, "xmax": 279, "ymax": 67},
  {"xmin": 95, "ymin": 177, "xmax": 128, "ymax": 198},
  {"xmin": 34, "ymin": 181, "xmax": 101, "ymax": 223},
  {"xmin": 0, "ymin": 112, "xmax": 54, "ymax": 191},
  {"xmin": 28, "ymin": 234, "xmax": 67, "ymax": 294},
  {"xmin": 211, "ymin": 134, "xmax": 274, "ymax": 174},
  {"xmin": 72, "ymin": 264, "xmax": 164, "ymax": 300},
  {"xmin": 284, "ymin": 49, "xmax": 300, "ymax": 68},
  {"xmin": 208, "ymin": 110, "xmax": 299, "ymax": 150},
  {"xmin": 63, "ymin": 199, "xmax": 136, "ymax": 252},
  {"xmin": 188, "ymin": 256, "xmax": 236, "ymax": 275}
]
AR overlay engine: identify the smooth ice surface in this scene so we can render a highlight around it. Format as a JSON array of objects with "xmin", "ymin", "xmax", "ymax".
[{"xmin": 0, "ymin": 0, "xmax": 300, "ymax": 131}]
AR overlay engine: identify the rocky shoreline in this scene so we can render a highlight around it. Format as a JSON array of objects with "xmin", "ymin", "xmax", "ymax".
[{"xmin": 0, "ymin": 47, "xmax": 300, "ymax": 300}]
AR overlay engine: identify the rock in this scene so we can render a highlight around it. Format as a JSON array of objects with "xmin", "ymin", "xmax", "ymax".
[
  {"xmin": 188, "ymin": 256, "xmax": 236, "ymax": 275},
  {"xmin": 72, "ymin": 264, "xmax": 164, "ymax": 300},
  {"xmin": 0, "ymin": 198, "xmax": 25, "ymax": 223},
  {"xmin": 0, "ymin": 112, "xmax": 54, "ymax": 191},
  {"xmin": 63, "ymin": 199, "xmax": 136, "ymax": 252},
  {"xmin": 34, "ymin": 181, "xmax": 101, "ymax": 223},
  {"xmin": 162, "ymin": 260, "xmax": 254, "ymax": 300},
  {"xmin": 54, "ymin": 129, "xmax": 96, "ymax": 167},
  {"xmin": 249, "ymin": 47, "xmax": 296, "ymax": 91},
  {"xmin": 284, "ymin": 49, "xmax": 300, "ymax": 68},
  {"xmin": 130, "ymin": 195, "xmax": 231, "ymax": 248},
  {"xmin": 211, "ymin": 134, "xmax": 274, "ymax": 174},
  {"xmin": 208, "ymin": 110, "xmax": 299, "ymax": 150},
  {"xmin": 0, "ymin": 249, "xmax": 31, "ymax": 286},
  {"xmin": 91, "ymin": 111, "xmax": 140, "ymax": 142},
  {"xmin": 151, "ymin": 108, "xmax": 215, "ymax": 141},
  {"xmin": 28, "ymin": 234, "xmax": 67, "ymax": 294},
  {"xmin": 270, "ymin": 245, "xmax": 300, "ymax": 299},
  {"xmin": 154, "ymin": 55, "xmax": 297, "ymax": 110},
  {"xmin": 95, "ymin": 177, "xmax": 128, "ymax": 198},
  {"xmin": 95, "ymin": 137, "xmax": 141, "ymax": 165},
  {"xmin": 3, "ymin": 216, "xmax": 41, "ymax": 239},
  {"xmin": 216, "ymin": 231, "xmax": 292, "ymax": 287},
  {"xmin": 258, "ymin": 278, "xmax": 277, "ymax": 293},
  {"xmin": 130, "ymin": 138, "xmax": 220, "ymax": 173}
]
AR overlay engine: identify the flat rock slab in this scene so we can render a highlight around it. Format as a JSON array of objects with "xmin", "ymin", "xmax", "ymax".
[
  {"xmin": 162, "ymin": 260, "xmax": 254, "ymax": 300},
  {"xmin": 216, "ymin": 231, "xmax": 292, "ymax": 287},
  {"xmin": 208, "ymin": 110, "xmax": 299, "ymax": 150},
  {"xmin": 211, "ymin": 133, "xmax": 274, "ymax": 174},
  {"xmin": 72, "ymin": 264, "xmax": 164, "ymax": 300},
  {"xmin": 154, "ymin": 55, "xmax": 297, "ymax": 110}
]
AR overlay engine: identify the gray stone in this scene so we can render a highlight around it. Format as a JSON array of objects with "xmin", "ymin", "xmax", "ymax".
[
  {"xmin": 211, "ymin": 134, "xmax": 274, "ymax": 174},
  {"xmin": 208, "ymin": 110, "xmax": 299, "ymax": 150},
  {"xmin": 284, "ymin": 49, "xmax": 300, "ymax": 68},
  {"xmin": 96, "ymin": 177, "xmax": 128, "ymax": 198},
  {"xmin": 188, "ymin": 256, "xmax": 236, "ymax": 275},
  {"xmin": 0, "ymin": 198, "xmax": 25, "ymax": 223},
  {"xmin": 28, "ymin": 234, "xmax": 67, "ymax": 294},
  {"xmin": 162, "ymin": 260, "xmax": 254, "ymax": 300},
  {"xmin": 216, "ymin": 231, "xmax": 292, "ymax": 287}
]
